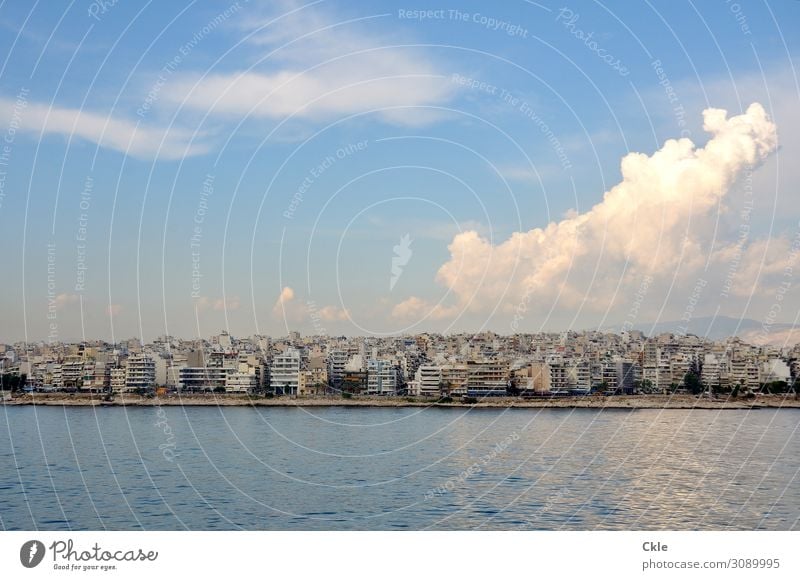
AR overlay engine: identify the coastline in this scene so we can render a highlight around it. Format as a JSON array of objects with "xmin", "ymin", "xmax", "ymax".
[{"xmin": 3, "ymin": 393, "xmax": 799, "ymax": 409}]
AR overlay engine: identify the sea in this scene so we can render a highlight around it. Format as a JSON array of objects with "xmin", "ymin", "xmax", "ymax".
[{"xmin": 1, "ymin": 405, "xmax": 798, "ymax": 530}]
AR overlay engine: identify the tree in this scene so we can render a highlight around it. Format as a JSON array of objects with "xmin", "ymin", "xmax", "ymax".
[
  {"xmin": 1, "ymin": 373, "xmax": 27, "ymax": 393},
  {"xmin": 762, "ymin": 381, "xmax": 788, "ymax": 394},
  {"xmin": 594, "ymin": 381, "xmax": 608, "ymax": 394},
  {"xmin": 683, "ymin": 371, "xmax": 703, "ymax": 395}
]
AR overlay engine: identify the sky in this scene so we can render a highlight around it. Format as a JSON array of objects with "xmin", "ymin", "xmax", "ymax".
[{"xmin": 0, "ymin": 0, "xmax": 798, "ymax": 343}]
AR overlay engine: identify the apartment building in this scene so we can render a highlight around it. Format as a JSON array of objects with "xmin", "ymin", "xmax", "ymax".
[
  {"xmin": 270, "ymin": 348, "xmax": 302, "ymax": 395},
  {"xmin": 366, "ymin": 359, "xmax": 400, "ymax": 395},
  {"xmin": 125, "ymin": 354, "xmax": 156, "ymax": 392}
]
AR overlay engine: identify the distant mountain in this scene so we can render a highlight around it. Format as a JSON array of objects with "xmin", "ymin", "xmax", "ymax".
[{"xmin": 627, "ymin": 316, "xmax": 798, "ymax": 344}]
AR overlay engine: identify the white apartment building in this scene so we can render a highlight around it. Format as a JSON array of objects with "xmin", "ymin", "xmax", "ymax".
[
  {"xmin": 731, "ymin": 358, "xmax": 759, "ymax": 389},
  {"xmin": 760, "ymin": 359, "xmax": 791, "ymax": 384},
  {"xmin": 110, "ymin": 367, "xmax": 126, "ymax": 392},
  {"xmin": 270, "ymin": 348, "xmax": 302, "ymax": 395},
  {"xmin": 411, "ymin": 364, "xmax": 442, "ymax": 397},
  {"xmin": 225, "ymin": 372, "xmax": 257, "ymax": 393},
  {"xmin": 125, "ymin": 354, "xmax": 156, "ymax": 392},
  {"xmin": 179, "ymin": 367, "xmax": 233, "ymax": 391},
  {"xmin": 701, "ymin": 353, "xmax": 726, "ymax": 387},
  {"xmin": 366, "ymin": 359, "xmax": 399, "ymax": 395}
]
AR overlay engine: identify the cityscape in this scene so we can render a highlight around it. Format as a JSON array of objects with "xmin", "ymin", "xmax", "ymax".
[
  {"xmin": 2, "ymin": 328, "xmax": 797, "ymax": 400},
  {"xmin": 1, "ymin": 0, "xmax": 799, "ymax": 558}
]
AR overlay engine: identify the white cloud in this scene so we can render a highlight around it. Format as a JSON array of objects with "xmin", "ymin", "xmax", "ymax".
[
  {"xmin": 272, "ymin": 286, "xmax": 347, "ymax": 322},
  {"xmin": 391, "ymin": 296, "xmax": 459, "ymax": 321},
  {"xmin": 272, "ymin": 286, "xmax": 296, "ymax": 318},
  {"xmin": 317, "ymin": 305, "xmax": 349, "ymax": 321},
  {"xmin": 53, "ymin": 293, "xmax": 78, "ymax": 309},
  {"xmin": 428, "ymin": 104, "xmax": 779, "ymax": 317},
  {"xmin": 0, "ymin": 98, "xmax": 209, "ymax": 160},
  {"xmin": 161, "ymin": 2, "xmax": 457, "ymax": 126}
]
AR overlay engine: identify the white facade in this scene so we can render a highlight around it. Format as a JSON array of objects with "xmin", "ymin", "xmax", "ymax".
[
  {"xmin": 270, "ymin": 348, "xmax": 301, "ymax": 395},
  {"xmin": 412, "ymin": 364, "xmax": 442, "ymax": 396},
  {"xmin": 179, "ymin": 367, "xmax": 232, "ymax": 391},
  {"xmin": 226, "ymin": 372, "xmax": 257, "ymax": 393},
  {"xmin": 366, "ymin": 359, "xmax": 399, "ymax": 395},
  {"xmin": 125, "ymin": 355, "xmax": 156, "ymax": 391},
  {"xmin": 110, "ymin": 367, "xmax": 126, "ymax": 392},
  {"xmin": 760, "ymin": 359, "xmax": 791, "ymax": 384},
  {"xmin": 701, "ymin": 353, "xmax": 725, "ymax": 386}
]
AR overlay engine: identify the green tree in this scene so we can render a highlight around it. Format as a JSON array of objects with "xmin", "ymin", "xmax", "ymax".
[
  {"xmin": 763, "ymin": 381, "xmax": 788, "ymax": 394},
  {"xmin": 683, "ymin": 371, "xmax": 703, "ymax": 395},
  {"xmin": 1, "ymin": 373, "xmax": 26, "ymax": 392}
]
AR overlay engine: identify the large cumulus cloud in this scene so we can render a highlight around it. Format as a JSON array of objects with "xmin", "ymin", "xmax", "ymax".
[{"xmin": 413, "ymin": 104, "xmax": 779, "ymax": 319}]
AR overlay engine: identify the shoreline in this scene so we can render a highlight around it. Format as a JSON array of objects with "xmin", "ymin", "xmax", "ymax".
[{"xmin": 3, "ymin": 393, "xmax": 799, "ymax": 409}]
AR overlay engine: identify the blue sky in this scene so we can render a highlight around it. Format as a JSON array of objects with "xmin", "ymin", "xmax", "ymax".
[{"xmin": 0, "ymin": 0, "xmax": 798, "ymax": 342}]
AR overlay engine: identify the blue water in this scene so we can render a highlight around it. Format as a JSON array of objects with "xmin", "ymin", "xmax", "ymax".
[{"xmin": 1, "ymin": 405, "xmax": 798, "ymax": 530}]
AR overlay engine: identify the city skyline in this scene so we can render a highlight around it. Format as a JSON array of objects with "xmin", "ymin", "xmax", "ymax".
[
  {"xmin": 0, "ymin": 1, "xmax": 798, "ymax": 343},
  {"xmin": 3, "ymin": 325, "xmax": 797, "ymax": 399}
]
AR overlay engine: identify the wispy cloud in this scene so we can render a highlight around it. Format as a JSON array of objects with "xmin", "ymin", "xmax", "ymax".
[
  {"xmin": 161, "ymin": 2, "xmax": 457, "ymax": 127},
  {"xmin": 0, "ymin": 98, "xmax": 209, "ymax": 160}
]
